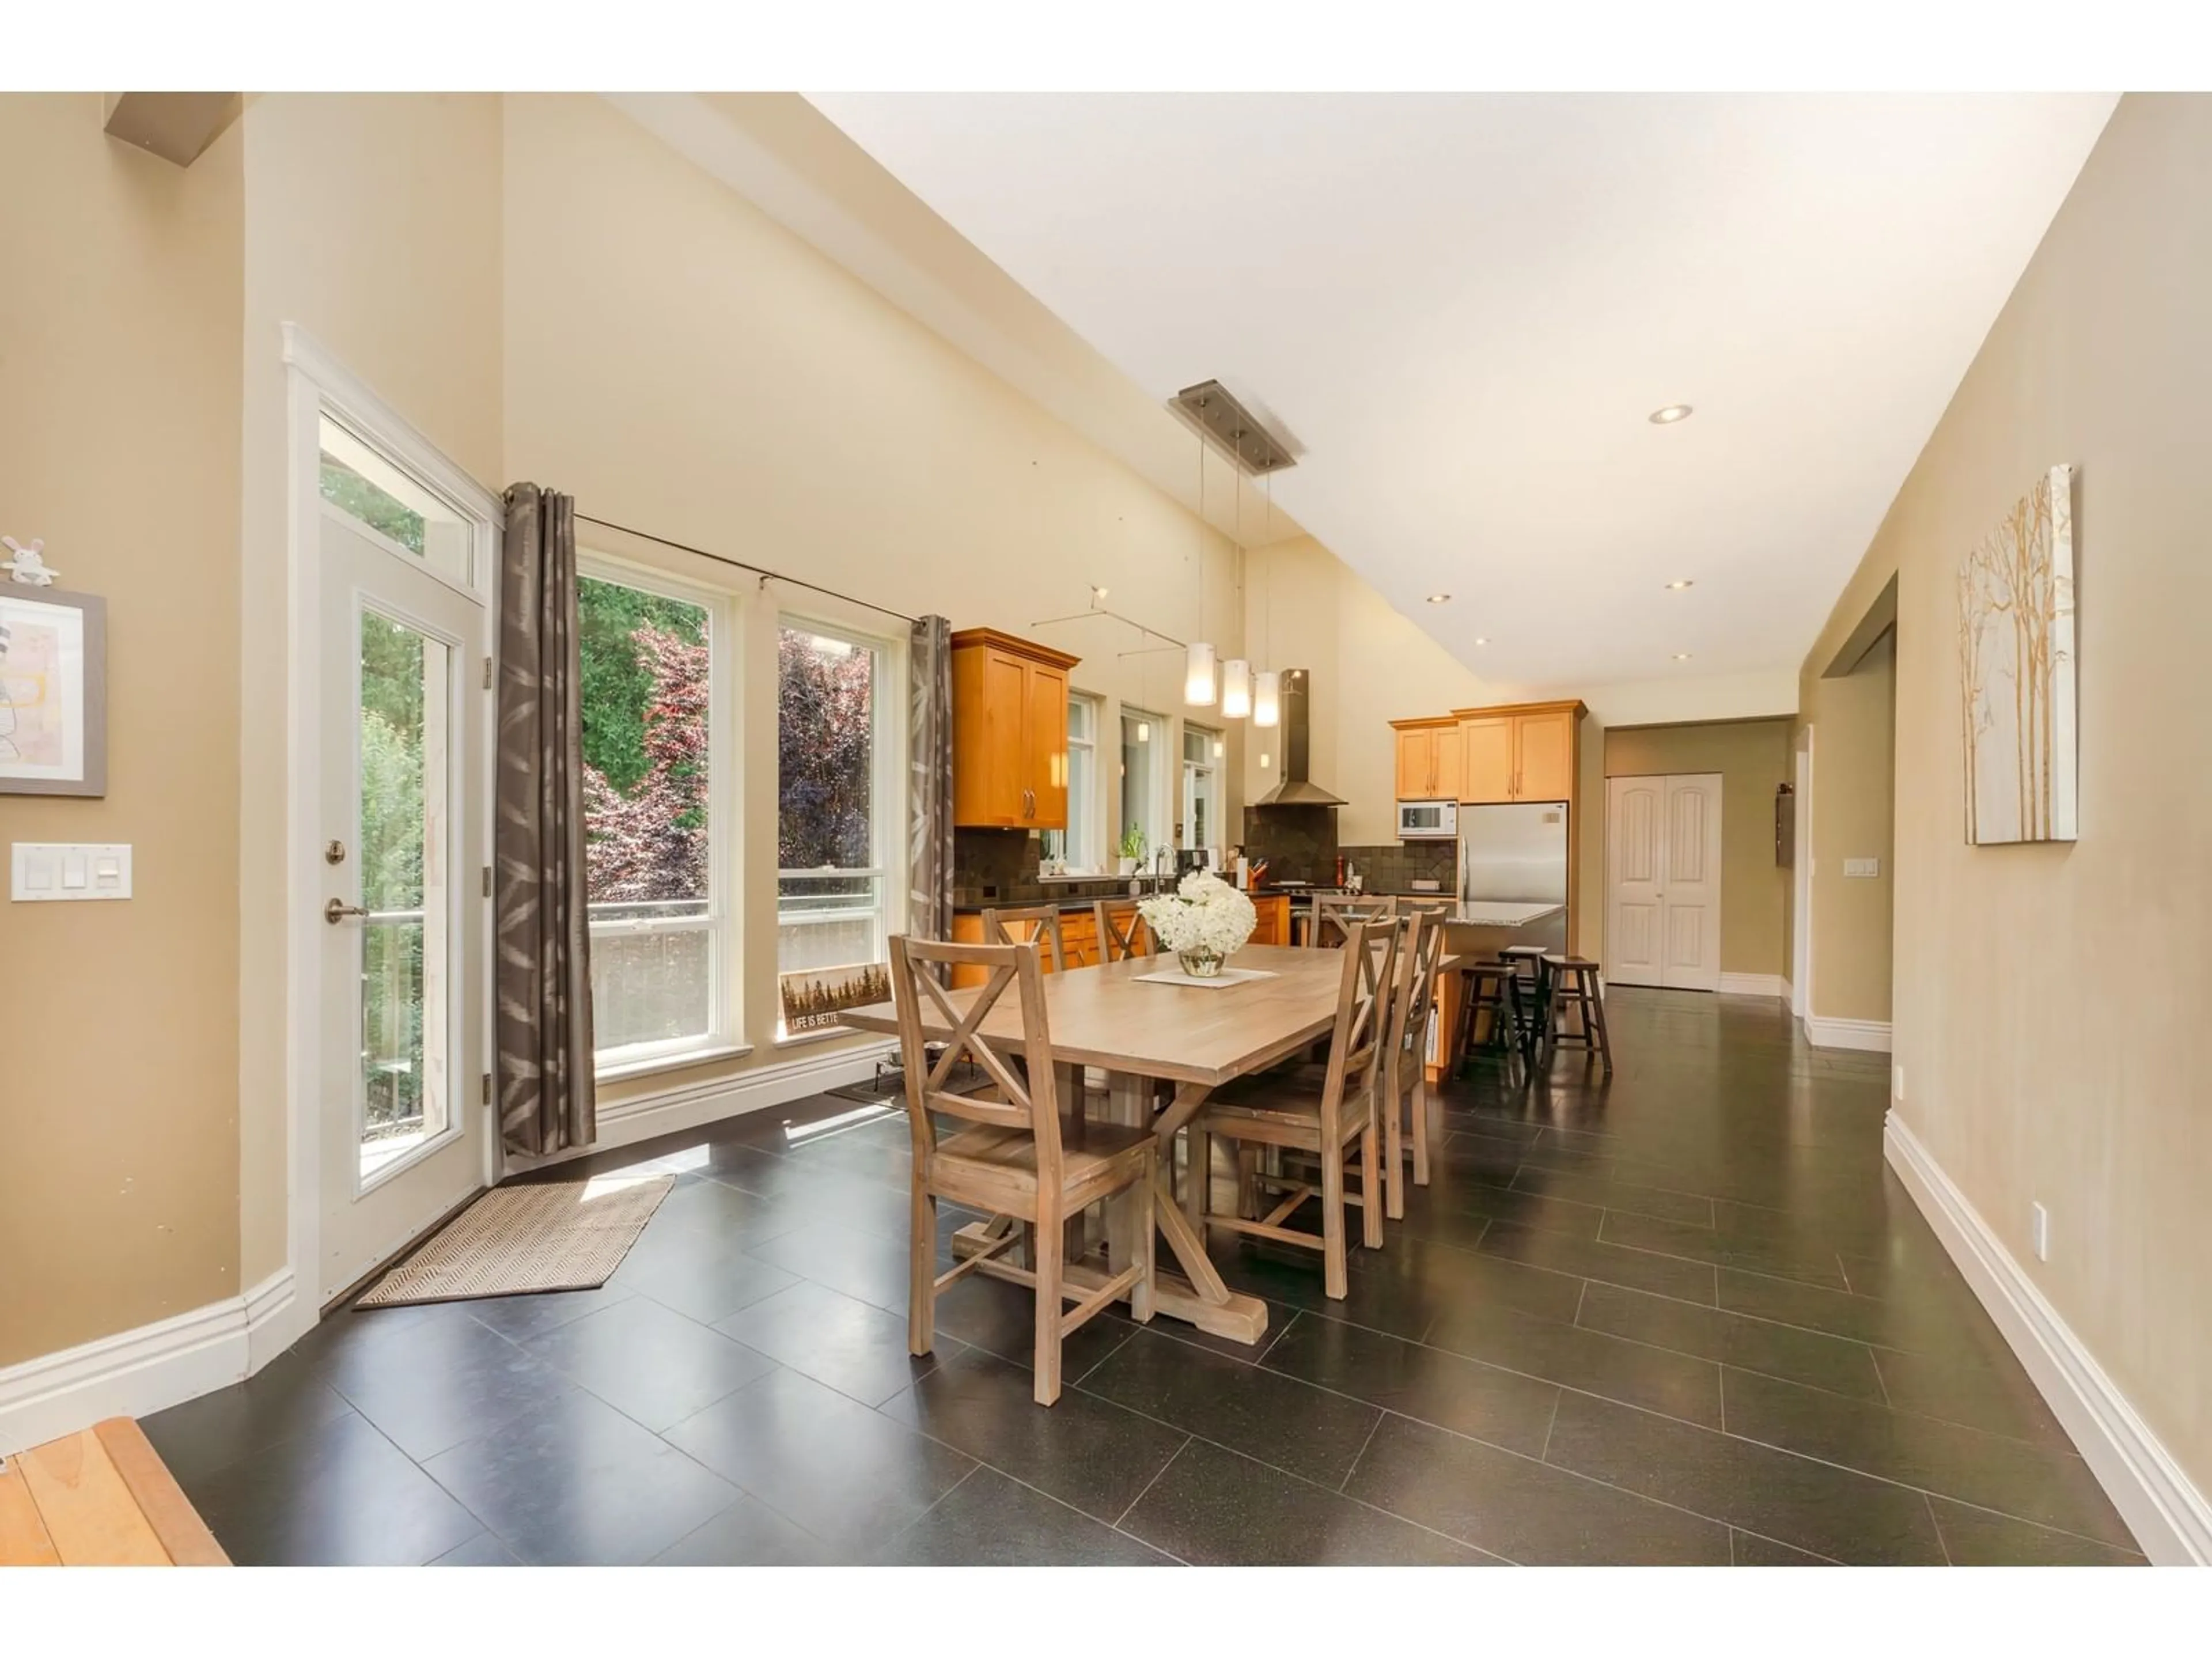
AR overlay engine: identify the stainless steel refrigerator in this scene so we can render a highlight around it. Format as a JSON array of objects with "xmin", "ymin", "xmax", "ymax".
[{"xmin": 1458, "ymin": 800, "xmax": 1570, "ymax": 906}]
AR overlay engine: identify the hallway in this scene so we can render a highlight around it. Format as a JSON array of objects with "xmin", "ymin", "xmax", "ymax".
[{"xmin": 142, "ymin": 990, "xmax": 2141, "ymax": 1566}]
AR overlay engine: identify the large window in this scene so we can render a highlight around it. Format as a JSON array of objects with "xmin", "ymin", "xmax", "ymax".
[
  {"xmin": 1040, "ymin": 693, "xmax": 1101, "ymax": 874},
  {"xmin": 1184, "ymin": 724, "xmax": 1223, "ymax": 865},
  {"xmin": 578, "ymin": 565, "xmax": 729, "ymax": 1066},
  {"xmin": 778, "ymin": 623, "xmax": 894, "ymax": 1036},
  {"xmin": 1120, "ymin": 707, "xmax": 1169, "ymax": 869}
]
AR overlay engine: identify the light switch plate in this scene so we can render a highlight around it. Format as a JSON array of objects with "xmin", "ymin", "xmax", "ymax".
[
  {"xmin": 1843, "ymin": 857, "xmax": 1881, "ymax": 878},
  {"xmin": 12, "ymin": 843, "xmax": 132, "ymax": 902}
]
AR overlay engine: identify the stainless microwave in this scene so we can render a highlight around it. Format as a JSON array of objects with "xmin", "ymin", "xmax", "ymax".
[{"xmin": 1396, "ymin": 800, "xmax": 1458, "ymax": 839}]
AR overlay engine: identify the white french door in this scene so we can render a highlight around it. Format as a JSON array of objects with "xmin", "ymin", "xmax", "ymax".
[
  {"xmin": 316, "ymin": 511, "xmax": 487, "ymax": 1302},
  {"xmin": 1605, "ymin": 772, "xmax": 1723, "ymax": 991}
]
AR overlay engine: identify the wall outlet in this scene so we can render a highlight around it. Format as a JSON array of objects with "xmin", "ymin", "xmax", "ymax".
[
  {"xmin": 1892, "ymin": 1063, "xmax": 1906, "ymax": 1101},
  {"xmin": 1843, "ymin": 857, "xmax": 1881, "ymax": 878},
  {"xmin": 2031, "ymin": 1202, "xmax": 2051, "ymax": 1263}
]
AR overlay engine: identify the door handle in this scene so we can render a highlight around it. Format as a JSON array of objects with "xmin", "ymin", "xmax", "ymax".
[{"xmin": 324, "ymin": 899, "xmax": 369, "ymax": 925}]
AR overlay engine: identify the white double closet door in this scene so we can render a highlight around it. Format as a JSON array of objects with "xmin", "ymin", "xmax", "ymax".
[{"xmin": 1605, "ymin": 773, "xmax": 1723, "ymax": 991}]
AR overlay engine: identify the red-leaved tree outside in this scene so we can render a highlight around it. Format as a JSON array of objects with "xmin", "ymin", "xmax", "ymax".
[{"xmin": 584, "ymin": 623, "xmax": 708, "ymax": 903}]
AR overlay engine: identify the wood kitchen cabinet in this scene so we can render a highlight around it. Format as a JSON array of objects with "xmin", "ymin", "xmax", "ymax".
[
  {"xmin": 1390, "ymin": 717, "xmax": 1463, "ymax": 800},
  {"xmin": 1450, "ymin": 700, "xmax": 1585, "ymax": 804},
  {"xmin": 1247, "ymin": 893, "xmax": 1291, "ymax": 947},
  {"xmin": 950, "ymin": 628, "xmax": 1079, "ymax": 830}
]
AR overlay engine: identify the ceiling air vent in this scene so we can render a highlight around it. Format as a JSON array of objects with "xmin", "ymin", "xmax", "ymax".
[{"xmin": 1171, "ymin": 381, "xmax": 1297, "ymax": 475}]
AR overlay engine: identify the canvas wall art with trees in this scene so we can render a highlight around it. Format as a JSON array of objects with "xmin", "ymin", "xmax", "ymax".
[{"xmin": 1957, "ymin": 463, "xmax": 2077, "ymax": 845}]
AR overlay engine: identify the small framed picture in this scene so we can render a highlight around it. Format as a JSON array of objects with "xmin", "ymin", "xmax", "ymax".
[{"xmin": 0, "ymin": 586, "xmax": 107, "ymax": 797}]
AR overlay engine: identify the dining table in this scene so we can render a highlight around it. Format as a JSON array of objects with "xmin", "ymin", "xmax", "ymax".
[{"xmin": 837, "ymin": 941, "xmax": 1351, "ymax": 1346}]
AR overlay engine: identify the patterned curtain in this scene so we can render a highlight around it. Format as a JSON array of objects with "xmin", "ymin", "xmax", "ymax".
[
  {"xmin": 495, "ymin": 484, "xmax": 596, "ymax": 1160},
  {"xmin": 908, "ymin": 615, "xmax": 954, "ymax": 949}
]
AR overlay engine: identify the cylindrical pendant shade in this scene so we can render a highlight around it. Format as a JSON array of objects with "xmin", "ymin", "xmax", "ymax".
[
  {"xmin": 1252, "ymin": 669, "xmax": 1281, "ymax": 728},
  {"xmin": 1220, "ymin": 658, "xmax": 1252, "ymax": 719},
  {"xmin": 1184, "ymin": 641, "xmax": 1218, "ymax": 707}
]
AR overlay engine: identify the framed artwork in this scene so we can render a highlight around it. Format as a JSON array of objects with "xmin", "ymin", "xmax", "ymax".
[
  {"xmin": 0, "ymin": 586, "xmax": 107, "ymax": 797},
  {"xmin": 1958, "ymin": 464, "xmax": 2076, "ymax": 844}
]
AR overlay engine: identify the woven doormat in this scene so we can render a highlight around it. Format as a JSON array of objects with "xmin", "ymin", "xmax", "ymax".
[{"xmin": 354, "ymin": 1175, "xmax": 675, "ymax": 1309}]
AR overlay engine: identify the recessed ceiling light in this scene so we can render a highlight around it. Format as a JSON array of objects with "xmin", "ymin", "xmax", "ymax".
[
  {"xmin": 1473, "ymin": 637, "xmax": 1490, "ymax": 646},
  {"xmin": 1665, "ymin": 579, "xmax": 1695, "ymax": 590},
  {"xmin": 1672, "ymin": 652, "xmax": 1694, "ymax": 661},
  {"xmin": 1426, "ymin": 593, "xmax": 1451, "ymax": 605},
  {"xmin": 1649, "ymin": 404, "xmax": 1694, "ymax": 425}
]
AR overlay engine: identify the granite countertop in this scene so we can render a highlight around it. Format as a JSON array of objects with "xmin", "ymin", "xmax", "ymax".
[{"xmin": 1444, "ymin": 900, "xmax": 1566, "ymax": 927}]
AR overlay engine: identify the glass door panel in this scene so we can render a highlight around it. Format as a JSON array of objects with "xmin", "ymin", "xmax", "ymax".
[{"xmin": 355, "ymin": 608, "xmax": 452, "ymax": 1183}]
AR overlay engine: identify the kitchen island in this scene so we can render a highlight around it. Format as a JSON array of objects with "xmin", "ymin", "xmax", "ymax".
[{"xmin": 1424, "ymin": 899, "xmax": 1569, "ymax": 1082}]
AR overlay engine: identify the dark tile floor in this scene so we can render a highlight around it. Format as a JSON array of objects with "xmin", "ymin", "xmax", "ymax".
[{"xmin": 143, "ymin": 990, "xmax": 2146, "ymax": 1566}]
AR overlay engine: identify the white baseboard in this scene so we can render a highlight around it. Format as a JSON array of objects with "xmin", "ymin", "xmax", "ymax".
[
  {"xmin": 1803, "ymin": 1013, "xmax": 1892, "ymax": 1051},
  {"xmin": 1718, "ymin": 972, "xmax": 1786, "ymax": 999},
  {"xmin": 0, "ymin": 1268, "xmax": 296, "ymax": 1458},
  {"xmin": 1780, "ymin": 977, "xmax": 1796, "ymax": 1011},
  {"xmin": 593, "ymin": 1037, "xmax": 896, "ymax": 1151},
  {"xmin": 1885, "ymin": 1113, "xmax": 2212, "ymax": 1566}
]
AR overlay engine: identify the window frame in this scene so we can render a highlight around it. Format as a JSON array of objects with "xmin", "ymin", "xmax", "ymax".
[
  {"xmin": 576, "ymin": 551, "xmax": 741, "ymax": 1075},
  {"xmin": 774, "ymin": 612, "xmax": 906, "ymax": 1041},
  {"xmin": 1043, "ymin": 691, "xmax": 1103, "ymax": 874},
  {"xmin": 1119, "ymin": 704, "xmax": 1172, "ymax": 868},
  {"xmin": 1183, "ymin": 721, "xmax": 1224, "ymax": 864}
]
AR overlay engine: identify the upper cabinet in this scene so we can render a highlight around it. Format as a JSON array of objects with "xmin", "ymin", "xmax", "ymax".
[
  {"xmin": 951, "ymin": 628, "xmax": 1079, "ymax": 830},
  {"xmin": 1389, "ymin": 717, "xmax": 1461, "ymax": 800},
  {"xmin": 1448, "ymin": 700, "xmax": 1587, "ymax": 804}
]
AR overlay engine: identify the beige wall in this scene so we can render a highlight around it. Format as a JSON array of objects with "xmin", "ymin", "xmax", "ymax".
[
  {"xmin": 1797, "ymin": 92, "xmax": 2212, "ymax": 1497},
  {"xmin": 0, "ymin": 97, "xmax": 244, "ymax": 1365},
  {"xmin": 236, "ymin": 93, "xmax": 506, "ymax": 1285},
  {"xmin": 1793, "ymin": 626, "xmax": 1897, "ymax": 1022},
  {"xmin": 500, "ymin": 93, "xmax": 1248, "ymax": 1106},
  {"xmin": 1604, "ymin": 719, "xmax": 1792, "ymax": 979}
]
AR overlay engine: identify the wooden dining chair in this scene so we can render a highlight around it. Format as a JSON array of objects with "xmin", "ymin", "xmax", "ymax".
[
  {"xmin": 982, "ymin": 903, "xmax": 1066, "ymax": 970},
  {"xmin": 1190, "ymin": 916, "xmax": 1399, "ymax": 1298},
  {"xmin": 888, "ymin": 935, "xmax": 1156, "ymax": 1406},
  {"xmin": 1092, "ymin": 899, "xmax": 1153, "ymax": 963},
  {"xmin": 1309, "ymin": 892, "xmax": 1397, "ymax": 948},
  {"xmin": 1379, "ymin": 908, "xmax": 1446, "ymax": 1219}
]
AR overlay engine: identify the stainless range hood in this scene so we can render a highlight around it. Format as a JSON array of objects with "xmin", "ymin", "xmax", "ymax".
[{"xmin": 1252, "ymin": 669, "xmax": 1346, "ymax": 808}]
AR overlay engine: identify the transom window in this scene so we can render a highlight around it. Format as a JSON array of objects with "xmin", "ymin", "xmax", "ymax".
[{"xmin": 319, "ymin": 414, "xmax": 475, "ymax": 588}]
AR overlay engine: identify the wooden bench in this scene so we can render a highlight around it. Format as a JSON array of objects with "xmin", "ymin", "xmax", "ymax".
[{"xmin": 1, "ymin": 1418, "xmax": 228, "ymax": 1566}]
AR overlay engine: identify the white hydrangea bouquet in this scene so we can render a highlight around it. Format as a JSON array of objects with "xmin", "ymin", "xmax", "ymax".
[{"xmin": 1139, "ymin": 870, "xmax": 1259, "ymax": 978}]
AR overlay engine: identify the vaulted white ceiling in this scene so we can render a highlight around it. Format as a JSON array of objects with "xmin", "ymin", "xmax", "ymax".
[{"xmin": 804, "ymin": 93, "xmax": 2115, "ymax": 691}]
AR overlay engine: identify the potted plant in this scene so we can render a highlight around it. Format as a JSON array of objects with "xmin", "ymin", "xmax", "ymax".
[
  {"xmin": 1116, "ymin": 823, "xmax": 1146, "ymax": 877},
  {"xmin": 1139, "ymin": 870, "xmax": 1259, "ymax": 978}
]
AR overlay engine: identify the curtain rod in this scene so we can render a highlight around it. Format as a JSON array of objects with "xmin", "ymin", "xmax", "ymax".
[{"xmin": 575, "ymin": 512, "xmax": 920, "ymax": 626}]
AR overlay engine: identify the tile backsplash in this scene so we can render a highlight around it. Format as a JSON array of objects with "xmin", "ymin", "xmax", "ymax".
[{"xmin": 1338, "ymin": 840, "xmax": 1456, "ymax": 895}]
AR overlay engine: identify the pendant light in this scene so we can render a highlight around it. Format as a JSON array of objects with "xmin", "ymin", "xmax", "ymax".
[
  {"xmin": 1184, "ymin": 429, "xmax": 1218, "ymax": 707},
  {"xmin": 1221, "ymin": 658, "xmax": 1252, "ymax": 718},
  {"xmin": 1252, "ymin": 469, "xmax": 1281, "ymax": 728}
]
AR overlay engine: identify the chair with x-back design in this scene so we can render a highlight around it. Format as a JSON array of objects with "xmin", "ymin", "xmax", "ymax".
[
  {"xmin": 888, "ymin": 934, "xmax": 1156, "ymax": 1405},
  {"xmin": 1189, "ymin": 916, "xmax": 1399, "ymax": 1298},
  {"xmin": 1092, "ymin": 899, "xmax": 1153, "ymax": 964},
  {"xmin": 980, "ymin": 904, "xmax": 1066, "ymax": 971}
]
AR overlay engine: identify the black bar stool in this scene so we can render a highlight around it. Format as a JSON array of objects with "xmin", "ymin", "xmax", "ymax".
[
  {"xmin": 1540, "ymin": 955, "xmax": 1613, "ymax": 1073},
  {"xmin": 1452, "ymin": 959, "xmax": 1524, "ymax": 1081},
  {"xmin": 1498, "ymin": 945, "xmax": 1551, "ymax": 1062}
]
